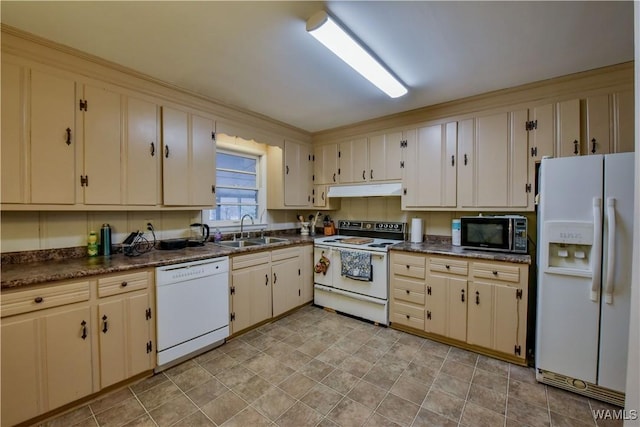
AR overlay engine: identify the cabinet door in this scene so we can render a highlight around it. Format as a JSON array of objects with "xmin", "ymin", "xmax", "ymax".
[
  {"xmin": 162, "ymin": 107, "xmax": 189, "ymax": 205},
  {"xmin": 557, "ymin": 99, "xmax": 581, "ymax": 157},
  {"xmin": 30, "ymin": 69, "xmax": 76, "ymax": 204},
  {"xmin": 300, "ymin": 245, "xmax": 314, "ymax": 304},
  {"xmin": 493, "ymin": 283, "xmax": 525, "ymax": 356},
  {"xmin": 339, "ymin": 138, "xmax": 368, "ymax": 183},
  {"xmin": 1, "ymin": 317, "xmax": 41, "ymax": 427},
  {"xmin": 98, "ymin": 299, "xmax": 126, "ymax": 388},
  {"xmin": 530, "ymin": 103, "xmax": 555, "ymax": 161},
  {"xmin": 252, "ymin": 264, "xmax": 273, "ymax": 325},
  {"xmin": 369, "ymin": 131, "xmax": 402, "ymax": 181},
  {"xmin": 126, "ymin": 97, "xmax": 159, "ymax": 205},
  {"xmin": 613, "ymin": 89, "xmax": 634, "ymax": 153},
  {"xmin": 585, "ymin": 94, "xmax": 611, "ymax": 155},
  {"xmin": 413, "ymin": 124, "xmax": 442, "ymax": 207},
  {"xmin": 457, "ymin": 119, "xmax": 474, "ymax": 208},
  {"xmin": 443, "ymin": 122, "xmax": 458, "ymax": 207},
  {"xmin": 476, "ymin": 112, "xmax": 509, "ymax": 207},
  {"xmin": 1, "ymin": 61, "xmax": 25, "ymax": 203},
  {"xmin": 127, "ymin": 292, "xmax": 154, "ymax": 376},
  {"xmin": 191, "ymin": 114, "xmax": 216, "ymax": 206},
  {"xmin": 43, "ymin": 305, "xmax": 92, "ymax": 410},
  {"xmin": 231, "ymin": 269, "xmax": 253, "ymax": 334},
  {"xmin": 83, "ymin": 84, "xmax": 122, "ymax": 204},
  {"xmin": 314, "ymin": 144, "xmax": 338, "ymax": 184},
  {"xmin": 467, "ymin": 281, "xmax": 493, "ymax": 349},
  {"xmin": 425, "ymin": 276, "xmax": 447, "ymax": 336},
  {"xmin": 509, "ymin": 109, "xmax": 529, "ymax": 208},
  {"xmin": 447, "ymin": 277, "xmax": 468, "ymax": 342},
  {"xmin": 272, "ymin": 257, "xmax": 301, "ymax": 317},
  {"xmin": 284, "ymin": 140, "xmax": 311, "ymax": 207}
]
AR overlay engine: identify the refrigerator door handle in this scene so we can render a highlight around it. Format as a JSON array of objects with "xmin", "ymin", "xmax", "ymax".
[
  {"xmin": 604, "ymin": 197, "xmax": 616, "ymax": 304},
  {"xmin": 590, "ymin": 197, "xmax": 602, "ymax": 302}
]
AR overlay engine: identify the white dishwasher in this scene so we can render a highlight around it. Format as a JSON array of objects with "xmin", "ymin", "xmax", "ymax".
[{"xmin": 155, "ymin": 257, "xmax": 229, "ymax": 370}]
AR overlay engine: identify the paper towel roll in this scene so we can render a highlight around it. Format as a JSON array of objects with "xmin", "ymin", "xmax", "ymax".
[{"xmin": 410, "ymin": 218, "xmax": 423, "ymax": 243}]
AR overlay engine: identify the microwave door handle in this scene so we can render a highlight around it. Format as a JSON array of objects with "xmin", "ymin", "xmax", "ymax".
[
  {"xmin": 508, "ymin": 219, "xmax": 513, "ymax": 251},
  {"xmin": 591, "ymin": 197, "xmax": 603, "ymax": 302},
  {"xmin": 604, "ymin": 198, "xmax": 616, "ymax": 304}
]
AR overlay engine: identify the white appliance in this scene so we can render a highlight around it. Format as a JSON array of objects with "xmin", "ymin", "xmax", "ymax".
[
  {"xmin": 155, "ymin": 257, "xmax": 229, "ymax": 370},
  {"xmin": 313, "ymin": 220, "xmax": 405, "ymax": 325},
  {"xmin": 536, "ymin": 153, "xmax": 634, "ymax": 406}
]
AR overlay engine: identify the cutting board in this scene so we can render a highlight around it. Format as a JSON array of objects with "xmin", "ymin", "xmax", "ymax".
[{"xmin": 341, "ymin": 237, "xmax": 374, "ymax": 245}]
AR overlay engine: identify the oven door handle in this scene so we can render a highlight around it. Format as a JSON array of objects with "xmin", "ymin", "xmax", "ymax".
[{"xmin": 314, "ymin": 284, "xmax": 386, "ymax": 305}]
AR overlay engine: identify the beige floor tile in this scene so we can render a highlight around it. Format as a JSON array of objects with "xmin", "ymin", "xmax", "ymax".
[
  {"xmin": 89, "ymin": 387, "xmax": 134, "ymax": 415},
  {"xmin": 200, "ymin": 391, "xmax": 247, "ymax": 426},
  {"xmin": 279, "ymin": 372, "xmax": 318, "ymax": 398},
  {"xmin": 472, "ymin": 368, "xmax": 509, "ymax": 394},
  {"xmin": 550, "ymin": 411, "xmax": 597, "ymax": 427},
  {"xmin": 422, "ymin": 389, "xmax": 465, "ymax": 422},
  {"xmin": 252, "ymin": 386, "xmax": 297, "ymax": 421},
  {"xmin": 420, "ymin": 340, "xmax": 451, "ymax": 358},
  {"xmin": 412, "ymin": 351, "xmax": 446, "ymax": 372},
  {"xmin": 322, "ymin": 368, "xmax": 360, "ymax": 394},
  {"xmin": 246, "ymin": 333, "xmax": 280, "ymax": 351},
  {"xmin": 94, "ymin": 397, "xmax": 146, "ymax": 427},
  {"xmin": 467, "ymin": 383, "xmax": 507, "ymax": 415},
  {"xmin": 171, "ymin": 365, "xmax": 214, "ymax": 392},
  {"xmin": 347, "ymin": 379, "xmax": 388, "ymax": 410},
  {"xmin": 165, "ymin": 360, "xmax": 199, "ymax": 377},
  {"xmin": 354, "ymin": 343, "xmax": 388, "ymax": 364},
  {"xmin": 214, "ymin": 364, "xmax": 255, "ymax": 388},
  {"xmin": 72, "ymin": 417, "xmax": 99, "ymax": 427},
  {"xmin": 148, "ymin": 394, "xmax": 197, "ymax": 427},
  {"xmin": 432, "ymin": 372, "xmax": 471, "ymax": 400},
  {"xmin": 242, "ymin": 351, "xmax": 278, "ymax": 373},
  {"xmin": 185, "ymin": 377, "xmax": 228, "ymax": 407},
  {"xmin": 340, "ymin": 355, "xmax": 374, "ymax": 378},
  {"xmin": 412, "ymin": 407, "xmax": 459, "ymax": 427},
  {"xmin": 198, "ymin": 353, "xmax": 238, "ymax": 376},
  {"xmin": 447, "ymin": 347, "xmax": 479, "ymax": 367},
  {"xmin": 506, "ymin": 396, "xmax": 551, "ymax": 427},
  {"xmin": 231, "ymin": 374, "xmax": 273, "ymax": 403},
  {"xmin": 376, "ymin": 393, "xmax": 420, "ymax": 426},
  {"xmin": 317, "ymin": 346, "xmax": 352, "ymax": 366},
  {"xmin": 509, "ymin": 379, "xmax": 548, "ymax": 409},
  {"xmin": 121, "ymin": 414, "xmax": 157, "ymax": 427},
  {"xmin": 509, "ymin": 364, "xmax": 537, "ymax": 384},
  {"xmin": 390, "ymin": 375, "xmax": 429, "ymax": 406},
  {"xmin": 258, "ymin": 362, "xmax": 296, "ymax": 385},
  {"xmin": 276, "ymin": 401, "xmax": 324, "ymax": 427},
  {"xmin": 170, "ymin": 411, "xmax": 215, "ymax": 426},
  {"xmin": 460, "ymin": 401, "xmax": 505, "ymax": 427},
  {"xmin": 327, "ymin": 397, "xmax": 374, "ymax": 427},
  {"xmin": 365, "ymin": 412, "xmax": 403, "ymax": 427},
  {"xmin": 440, "ymin": 359, "xmax": 475, "ymax": 383},
  {"xmin": 300, "ymin": 383, "xmax": 344, "ymax": 415},
  {"xmin": 129, "ymin": 372, "xmax": 168, "ymax": 394},
  {"xmin": 297, "ymin": 337, "xmax": 332, "ymax": 357},
  {"xmin": 403, "ymin": 361, "xmax": 438, "ymax": 384},
  {"xmin": 136, "ymin": 380, "xmax": 183, "ymax": 411},
  {"xmin": 547, "ymin": 388, "xmax": 595, "ymax": 424},
  {"xmin": 41, "ymin": 406, "xmax": 93, "ymax": 427},
  {"xmin": 387, "ymin": 342, "xmax": 420, "ymax": 362},
  {"xmin": 363, "ymin": 364, "xmax": 402, "ymax": 391},
  {"xmin": 299, "ymin": 358, "xmax": 335, "ymax": 382},
  {"xmin": 476, "ymin": 355, "xmax": 509, "ymax": 377},
  {"xmin": 222, "ymin": 406, "xmax": 272, "ymax": 427}
]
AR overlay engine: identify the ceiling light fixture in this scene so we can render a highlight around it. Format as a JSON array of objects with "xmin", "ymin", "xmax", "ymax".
[{"xmin": 306, "ymin": 10, "xmax": 408, "ymax": 98}]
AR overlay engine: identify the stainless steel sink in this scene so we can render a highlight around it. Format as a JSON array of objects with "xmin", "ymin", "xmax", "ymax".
[
  {"xmin": 246, "ymin": 237, "xmax": 289, "ymax": 245},
  {"xmin": 215, "ymin": 240, "xmax": 261, "ymax": 248}
]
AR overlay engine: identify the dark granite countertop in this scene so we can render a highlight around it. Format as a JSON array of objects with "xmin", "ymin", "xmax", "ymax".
[
  {"xmin": 390, "ymin": 241, "xmax": 531, "ymax": 264},
  {"xmin": 1, "ymin": 236, "xmax": 314, "ymax": 290}
]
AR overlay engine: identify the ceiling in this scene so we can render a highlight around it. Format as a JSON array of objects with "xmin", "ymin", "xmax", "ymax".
[{"xmin": 1, "ymin": 1, "xmax": 634, "ymax": 133}]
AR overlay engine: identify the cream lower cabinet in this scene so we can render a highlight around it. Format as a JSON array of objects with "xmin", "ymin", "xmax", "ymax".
[
  {"xmin": 301, "ymin": 245, "xmax": 314, "ymax": 304},
  {"xmin": 390, "ymin": 250, "xmax": 529, "ymax": 364},
  {"xmin": 272, "ymin": 247, "xmax": 302, "ymax": 317},
  {"xmin": 230, "ymin": 251, "xmax": 273, "ymax": 334},
  {"xmin": 1, "ymin": 270, "xmax": 155, "ymax": 427}
]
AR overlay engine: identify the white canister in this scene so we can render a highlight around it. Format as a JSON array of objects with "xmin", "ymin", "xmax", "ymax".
[{"xmin": 452, "ymin": 219, "xmax": 461, "ymax": 246}]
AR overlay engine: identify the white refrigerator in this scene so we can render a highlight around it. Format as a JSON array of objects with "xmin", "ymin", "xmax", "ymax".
[{"xmin": 536, "ymin": 152, "xmax": 634, "ymax": 405}]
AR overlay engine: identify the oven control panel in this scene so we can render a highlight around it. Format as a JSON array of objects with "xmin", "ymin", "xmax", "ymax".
[{"xmin": 337, "ymin": 220, "xmax": 406, "ymax": 234}]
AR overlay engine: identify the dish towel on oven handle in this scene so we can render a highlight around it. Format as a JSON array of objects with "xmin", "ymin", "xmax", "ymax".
[{"xmin": 340, "ymin": 250, "xmax": 372, "ymax": 281}]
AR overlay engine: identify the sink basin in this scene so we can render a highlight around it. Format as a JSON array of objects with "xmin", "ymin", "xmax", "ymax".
[
  {"xmin": 246, "ymin": 237, "xmax": 290, "ymax": 245},
  {"xmin": 215, "ymin": 240, "xmax": 261, "ymax": 248}
]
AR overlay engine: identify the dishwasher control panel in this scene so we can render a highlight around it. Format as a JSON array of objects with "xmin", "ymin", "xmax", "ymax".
[{"xmin": 156, "ymin": 257, "xmax": 229, "ymax": 286}]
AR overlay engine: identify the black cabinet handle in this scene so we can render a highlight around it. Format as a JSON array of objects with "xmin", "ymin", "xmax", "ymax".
[
  {"xmin": 406, "ymin": 314, "xmax": 410, "ymax": 319},
  {"xmin": 405, "ymin": 289, "xmax": 410, "ymax": 294},
  {"xmin": 81, "ymin": 320, "xmax": 87, "ymax": 340},
  {"xmin": 406, "ymin": 265, "xmax": 410, "ymax": 269},
  {"xmin": 273, "ymin": 273, "xmax": 277, "ymax": 284},
  {"xmin": 102, "ymin": 315, "xmax": 108, "ymax": 333},
  {"xmin": 591, "ymin": 138, "xmax": 597, "ymax": 154},
  {"xmin": 451, "ymin": 155, "xmax": 455, "ymax": 167},
  {"xmin": 362, "ymin": 170, "xmax": 366, "ymax": 180},
  {"xmin": 464, "ymin": 154, "xmax": 468, "ymax": 165},
  {"xmin": 165, "ymin": 145, "xmax": 170, "ymax": 158},
  {"xmin": 333, "ymin": 173, "xmax": 336, "ymax": 182},
  {"xmin": 445, "ymin": 265, "xmax": 450, "ymax": 270},
  {"xmin": 150, "ymin": 142, "xmax": 155, "ymax": 156},
  {"xmin": 322, "ymin": 191, "xmax": 325, "ymax": 201},
  {"xmin": 265, "ymin": 274, "xmax": 269, "ymax": 286},
  {"xmin": 286, "ymin": 165, "xmax": 289, "ymax": 175},
  {"xmin": 492, "ymin": 271, "xmax": 498, "ymax": 276},
  {"xmin": 461, "ymin": 289, "xmax": 465, "ymax": 302},
  {"xmin": 573, "ymin": 140, "xmax": 579, "ymax": 155},
  {"xmin": 34, "ymin": 296, "xmax": 44, "ymax": 304},
  {"xmin": 66, "ymin": 128, "xmax": 72, "ymax": 146},
  {"xmin": 475, "ymin": 291, "xmax": 480, "ymax": 305},
  {"xmin": 370, "ymin": 169, "xmax": 373, "ymax": 179},
  {"xmin": 121, "ymin": 281, "xmax": 128, "ymax": 287}
]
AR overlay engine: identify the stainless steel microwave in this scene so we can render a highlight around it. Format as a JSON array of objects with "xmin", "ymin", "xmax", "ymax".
[{"xmin": 460, "ymin": 215, "xmax": 528, "ymax": 254}]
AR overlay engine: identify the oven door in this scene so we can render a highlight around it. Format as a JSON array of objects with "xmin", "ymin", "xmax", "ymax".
[{"xmin": 332, "ymin": 249, "xmax": 387, "ymax": 299}]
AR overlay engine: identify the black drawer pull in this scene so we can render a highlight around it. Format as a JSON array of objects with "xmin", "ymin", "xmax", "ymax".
[
  {"xmin": 102, "ymin": 315, "xmax": 108, "ymax": 333},
  {"xmin": 445, "ymin": 265, "xmax": 450, "ymax": 269},
  {"xmin": 461, "ymin": 289, "xmax": 465, "ymax": 302},
  {"xmin": 66, "ymin": 128, "xmax": 72, "ymax": 145},
  {"xmin": 492, "ymin": 271, "xmax": 498, "ymax": 275},
  {"xmin": 121, "ymin": 281, "xmax": 128, "ymax": 287},
  {"xmin": 81, "ymin": 320, "xmax": 87, "ymax": 340},
  {"xmin": 475, "ymin": 291, "xmax": 480, "ymax": 305},
  {"xmin": 34, "ymin": 296, "xmax": 44, "ymax": 304},
  {"xmin": 405, "ymin": 289, "xmax": 410, "ymax": 294}
]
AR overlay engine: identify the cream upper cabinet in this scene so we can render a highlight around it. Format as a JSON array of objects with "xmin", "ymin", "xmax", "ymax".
[
  {"xmin": 613, "ymin": 89, "xmax": 635, "ymax": 153},
  {"xmin": 557, "ymin": 99, "xmax": 581, "ymax": 157},
  {"xmin": 161, "ymin": 107, "xmax": 189, "ymax": 205},
  {"xmin": 585, "ymin": 94, "xmax": 611, "ymax": 155},
  {"xmin": 528, "ymin": 103, "xmax": 555, "ymax": 162},
  {"xmin": 284, "ymin": 140, "xmax": 312, "ymax": 207},
  {"xmin": 313, "ymin": 184, "xmax": 340, "ymax": 210},
  {"xmin": 457, "ymin": 111, "xmax": 529, "ymax": 209},
  {"xmin": 339, "ymin": 137, "xmax": 368, "ymax": 183},
  {"xmin": 81, "ymin": 84, "xmax": 123, "ymax": 205},
  {"xmin": 402, "ymin": 123, "xmax": 457, "ymax": 209},
  {"xmin": 190, "ymin": 114, "xmax": 216, "ymax": 206},
  {"xmin": 313, "ymin": 143, "xmax": 339, "ymax": 185},
  {"xmin": 161, "ymin": 107, "xmax": 216, "ymax": 206},
  {"xmin": 368, "ymin": 131, "xmax": 402, "ymax": 181},
  {"xmin": 1, "ymin": 60, "xmax": 26, "ymax": 204},
  {"xmin": 125, "ymin": 96, "xmax": 160, "ymax": 205},
  {"xmin": 30, "ymin": 68, "xmax": 77, "ymax": 204}
]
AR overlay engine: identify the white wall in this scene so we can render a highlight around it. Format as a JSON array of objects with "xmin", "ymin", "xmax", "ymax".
[{"xmin": 624, "ymin": 3, "xmax": 639, "ymax": 424}]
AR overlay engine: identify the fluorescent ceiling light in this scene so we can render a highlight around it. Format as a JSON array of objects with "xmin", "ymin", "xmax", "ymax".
[{"xmin": 306, "ymin": 10, "xmax": 408, "ymax": 98}]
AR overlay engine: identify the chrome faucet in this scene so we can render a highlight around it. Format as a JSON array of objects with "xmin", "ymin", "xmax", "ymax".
[{"xmin": 240, "ymin": 214, "xmax": 254, "ymax": 239}]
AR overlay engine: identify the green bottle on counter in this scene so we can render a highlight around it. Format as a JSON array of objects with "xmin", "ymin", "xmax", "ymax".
[{"xmin": 88, "ymin": 231, "xmax": 98, "ymax": 257}]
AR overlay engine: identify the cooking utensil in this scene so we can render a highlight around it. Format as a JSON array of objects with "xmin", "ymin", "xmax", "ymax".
[
  {"xmin": 187, "ymin": 223, "xmax": 210, "ymax": 246},
  {"xmin": 158, "ymin": 238, "xmax": 188, "ymax": 250}
]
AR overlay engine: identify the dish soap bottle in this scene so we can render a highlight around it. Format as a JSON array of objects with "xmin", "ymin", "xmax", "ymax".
[
  {"xmin": 87, "ymin": 231, "xmax": 98, "ymax": 257},
  {"xmin": 213, "ymin": 228, "xmax": 222, "ymax": 242}
]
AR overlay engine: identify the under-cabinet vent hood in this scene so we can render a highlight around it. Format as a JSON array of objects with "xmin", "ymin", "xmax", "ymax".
[{"xmin": 327, "ymin": 182, "xmax": 403, "ymax": 198}]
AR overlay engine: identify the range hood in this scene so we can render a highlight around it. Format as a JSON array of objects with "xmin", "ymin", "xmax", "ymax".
[{"xmin": 327, "ymin": 182, "xmax": 403, "ymax": 198}]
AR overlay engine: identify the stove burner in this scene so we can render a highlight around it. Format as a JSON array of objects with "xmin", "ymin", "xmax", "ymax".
[
  {"xmin": 368, "ymin": 242, "xmax": 394, "ymax": 248},
  {"xmin": 322, "ymin": 238, "xmax": 344, "ymax": 243}
]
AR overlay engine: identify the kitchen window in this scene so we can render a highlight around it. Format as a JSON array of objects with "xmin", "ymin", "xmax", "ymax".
[{"xmin": 206, "ymin": 150, "xmax": 260, "ymax": 224}]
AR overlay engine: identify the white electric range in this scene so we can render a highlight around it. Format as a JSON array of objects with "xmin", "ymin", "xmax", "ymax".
[{"xmin": 313, "ymin": 220, "xmax": 406, "ymax": 325}]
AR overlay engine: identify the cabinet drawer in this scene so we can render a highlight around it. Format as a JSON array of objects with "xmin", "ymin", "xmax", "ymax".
[
  {"xmin": 391, "ymin": 302, "xmax": 425, "ymax": 329},
  {"xmin": 473, "ymin": 262, "xmax": 520, "ymax": 283},
  {"xmin": 98, "ymin": 270, "xmax": 149, "ymax": 298},
  {"xmin": 392, "ymin": 287, "xmax": 425, "ymax": 305},
  {"xmin": 429, "ymin": 257, "xmax": 468, "ymax": 276},
  {"xmin": 271, "ymin": 247, "xmax": 299, "ymax": 262},
  {"xmin": 391, "ymin": 277, "xmax": 425, "ymax": 305},
  {"xmin": 1, "ymin": 281, "xmax": 90, "ymax": 317},
  {"xmin": 391, "ymin": 253, "xmax": 426, "ymax": 279},
  {"xmin": 232, "ymin": 251, "xmax": 271, "ymax": 270}
]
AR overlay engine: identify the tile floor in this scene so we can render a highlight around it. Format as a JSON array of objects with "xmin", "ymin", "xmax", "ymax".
[{"xmin": 39, "ymin": 305, "xmax": 623, "ymax": 427}]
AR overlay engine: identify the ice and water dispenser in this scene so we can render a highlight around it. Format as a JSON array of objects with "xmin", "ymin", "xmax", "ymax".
[{"xmin": 542, "ymin": 221, "xmax": 595, "ymax": 274}]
